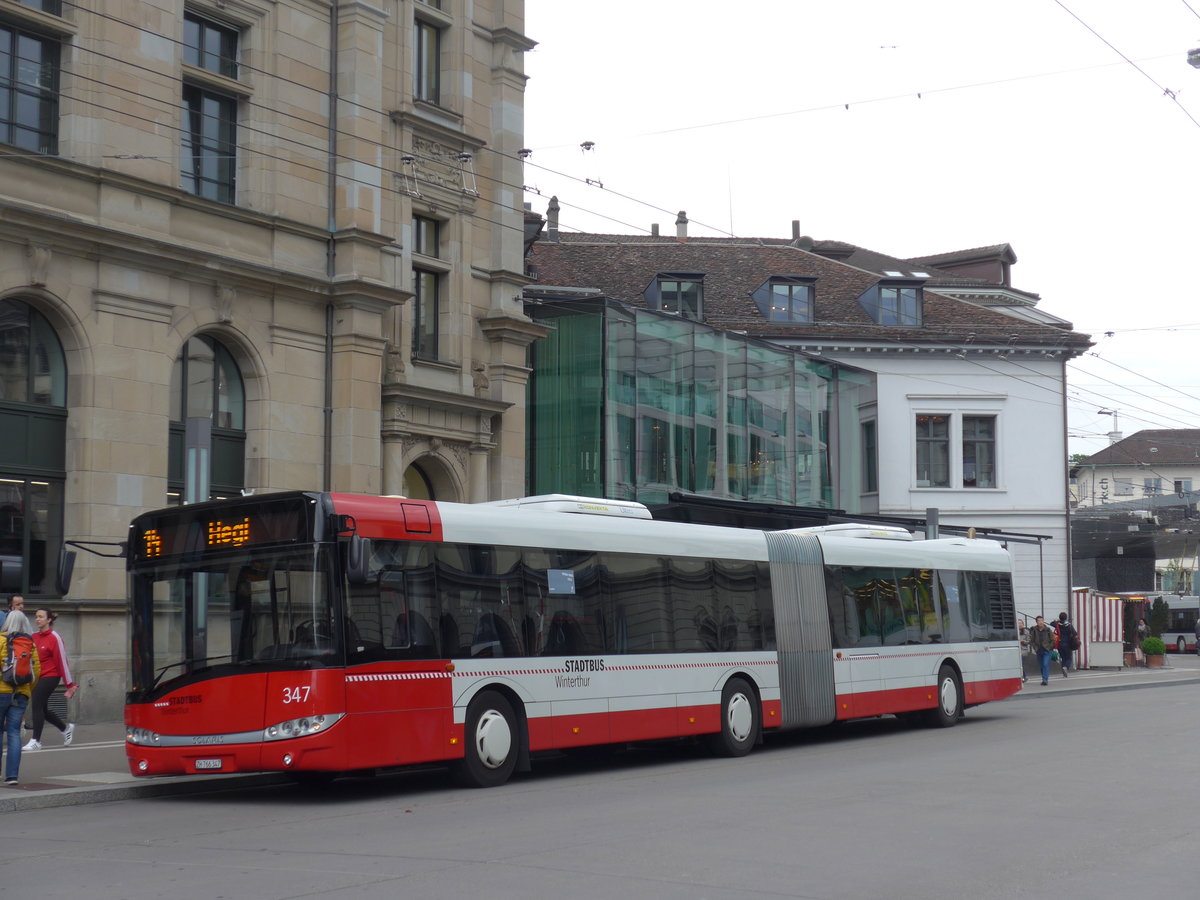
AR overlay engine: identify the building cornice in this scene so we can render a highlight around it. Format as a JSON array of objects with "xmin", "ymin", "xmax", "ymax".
[
  {"xmin": 768, "ymin": 338, "xmax": 1080, "ymax": 360},
  {"xmin": 0, "ymin": 201, "xmax": 408, "ymax": 307},
  {"xmin": 382, "ymin": 382, "xmax": 510, "ymax": 416}
]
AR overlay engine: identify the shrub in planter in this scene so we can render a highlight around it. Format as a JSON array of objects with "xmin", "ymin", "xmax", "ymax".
[{"xmin": 1142, "ymin": 637, "xmax": 1166, "ymax": 656}]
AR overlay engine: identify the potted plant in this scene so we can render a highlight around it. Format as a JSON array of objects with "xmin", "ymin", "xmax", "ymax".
[{"xmin": 1142, "ymin": 636, "xmax": 1166, "ymax": 668}]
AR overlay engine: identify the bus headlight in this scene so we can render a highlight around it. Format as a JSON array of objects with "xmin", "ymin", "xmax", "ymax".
[
  {"xmin": 263, "ymin": 713, "xmax": 343, "ymax": 742},
  {"xmin": 127, "ymin": 727, "xmax": 161, "ymax": 746}
]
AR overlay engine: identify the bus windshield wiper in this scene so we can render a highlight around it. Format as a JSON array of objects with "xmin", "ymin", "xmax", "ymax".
[{"xmin": 151, "ymin": 654, "xmax": 235, "ymax": 689}]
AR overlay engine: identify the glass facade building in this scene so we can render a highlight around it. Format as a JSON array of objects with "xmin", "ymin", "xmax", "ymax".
[{"xmin": 527, "ymin": 298, "xmax": 875, "ymax": 510}]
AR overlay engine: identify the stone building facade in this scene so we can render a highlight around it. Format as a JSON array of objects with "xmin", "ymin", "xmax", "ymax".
[{"xmin": 0, "ymin": 0, "xmax": 538, "ymax": 720}]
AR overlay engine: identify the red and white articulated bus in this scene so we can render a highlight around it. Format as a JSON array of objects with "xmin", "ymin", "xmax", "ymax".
[{"xmin": 124, "ymin": 491, "xmax": 1021, "ymax": 786}]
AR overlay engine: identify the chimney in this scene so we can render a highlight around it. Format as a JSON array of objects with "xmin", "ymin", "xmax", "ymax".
[
  {"xmin": 790, "ymin": 219, "xmax": 815, "ymax": 250},
  {"xmin": 651, "ymin": 223, "xmax": 659, "ymax": 236},
  {"xmin": 546, "ymin": 196, "xmax": 560, "ymax": 242},
  {"xmin": 676, "ymin": 210, "xmax": 688, "ymax": 240}
]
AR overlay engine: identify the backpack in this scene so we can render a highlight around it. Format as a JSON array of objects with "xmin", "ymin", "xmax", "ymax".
[{"xmin": 1, "ymin": 632, "xmax": 35, "ymax": 686}]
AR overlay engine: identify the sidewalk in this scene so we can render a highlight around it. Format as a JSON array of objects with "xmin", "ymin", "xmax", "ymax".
[
  {"xmin": 0, "ymin": 721, "xmax": 286, "ymax": 813},
  {"xmin": 1013, "ymin": 652, "xmax": 1200, "ymax": 698},
  {"xmin": 5, "ymin": 658, "xmax": 1200, "ymax": 811}
]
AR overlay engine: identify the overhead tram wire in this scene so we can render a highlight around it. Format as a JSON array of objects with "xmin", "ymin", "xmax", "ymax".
[
  {"xmin": 19, "ymin": 72, "xmax": 637, "ymax": 247},
  {"xmin": 519, "ymin": 156, "xmax": 736, "ymax": 237},
  {"xmin": 525, "ymin": 53, "xmax": 1186, "ymax": 151},
  {"xmin": 1065, "ymin": 364, "xmax": 1200, "ymax": 425},
  {"xmin": 856, "ymin": 330, "xmax": 1200, "ymax": 431},
  {"xmin": 50, "ymin": 0, "xmax": 1200, "ymax": 443},
  {"xmin": 1052, "ymin": 0, "xmax": 1200, "ymax": 132},
  {"xmin": 53, "ymin": 2, "xmax": 710, "ymax": 239},
  {"xmin": 49, "ymin": 0, "xmax": 1200, "ymax": 389},
  {"xmin": 59, "ymin": 0, "xmax": 1200, "ymax": 251},
  {"xmin": 1081, "ymin": 353, "xmax": 1200, "ymax": 408},
  {"xmin": 42, "ymin": 20, "xmax": 700, "ymax": 245}
]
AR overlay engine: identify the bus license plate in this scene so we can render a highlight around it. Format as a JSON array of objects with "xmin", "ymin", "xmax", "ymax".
[{"xmin": 194, "ymin": 759, "xmax": 223, "ymax": 770}]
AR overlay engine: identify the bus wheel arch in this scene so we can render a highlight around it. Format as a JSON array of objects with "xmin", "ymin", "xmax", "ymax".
[
  {"xmin": 926, "ymin": 662, "xmax": 963, "ymax": 728},
  {"xmin": 453, "ymin": 686, "xmax": 528, "ymax": 787},
  {"xmin": 707, "ymin": 675, "xmax": 761, "ymax": 757}
]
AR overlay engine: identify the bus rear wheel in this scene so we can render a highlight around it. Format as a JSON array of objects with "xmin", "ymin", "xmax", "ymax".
[
  {"xmin": 454, "ymin": 690, "xmax": 519, "ymax": 788},
  {"xmin": 926, "ymin": 665, "xmax": 962, "ymax": 728},
  {"xmin": 707, "ymin": 677, "xmax": 759, "ymax": 757}
]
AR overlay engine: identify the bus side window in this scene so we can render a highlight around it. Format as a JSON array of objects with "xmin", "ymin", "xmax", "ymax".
[
  {"xmin": 824, "ymin": 567, "xmax": 856, "ymax": 649},
  {"xmin": 601, "ymin": 552, "xmax": 670, "ymax": 653},
  {"xmin": 879, "ymin": 573, "xmax": 907, "ymax": 647},
  {"xmin": 936, "ymin": 570, "xmax": 972, "ymax": 643}
]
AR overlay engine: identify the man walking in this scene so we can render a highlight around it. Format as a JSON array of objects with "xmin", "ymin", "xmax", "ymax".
[{"xmin": 1030, "ymin": 615, "xmax": 1056, "ymax": 686}]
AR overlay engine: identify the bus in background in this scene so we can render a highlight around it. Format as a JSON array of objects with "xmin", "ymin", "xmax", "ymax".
[
  {"xmin": 1156, "ymin": 594, "xmax": 1199, "ymax": 653},
  {"xmin": 123, "ymin": 492, "xmax": 1021, "ymax": 787}
]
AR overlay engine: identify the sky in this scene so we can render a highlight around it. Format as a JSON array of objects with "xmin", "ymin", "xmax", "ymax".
[{"xmin": 520, "ymin": 0, "xmax": 1200, "ymax": 459}]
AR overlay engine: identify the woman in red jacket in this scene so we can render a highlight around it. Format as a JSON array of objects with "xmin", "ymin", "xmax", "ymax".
[{"xmin": 23, "ymin": 608, "xmax": 76, "ymax": 751}]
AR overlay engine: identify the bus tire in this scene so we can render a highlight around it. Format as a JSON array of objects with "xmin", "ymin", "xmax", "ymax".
[
  {"xmin": 926, "ymin": 665, "xmax": 961, "ymax": 728},
  {"xmin": 707, "ymin": 677, "xmax": 759, "ymax": 757},
  {"xmin": 454, "ymin": 690, "xmax": 519, "ymax": 788}
]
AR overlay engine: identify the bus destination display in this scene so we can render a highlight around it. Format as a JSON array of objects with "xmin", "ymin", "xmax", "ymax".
[{"xmin": 130, "ymin": 499, "xmax": 311, "ymax": 562}]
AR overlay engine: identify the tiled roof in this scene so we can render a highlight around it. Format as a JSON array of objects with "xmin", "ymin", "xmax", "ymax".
[
  {"xmin": 1079, "ymin": 430, "xmax": 1200, "ymax": 467},
  {"xmin": 809, "ymin": 242, "xmax": 997, "ymax": 289},
  {"xmin": 528, "ymin": 233, "xmax": 1091, "ymax": 349}
]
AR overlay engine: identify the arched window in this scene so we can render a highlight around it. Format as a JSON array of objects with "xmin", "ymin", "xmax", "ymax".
[
  {"xmin": 0, "ymin": 298, "xmax": 67, "ymax": 596},
  {"xmin": 168, "ymin": 335, "xmax": 245, "ymax": 503}
]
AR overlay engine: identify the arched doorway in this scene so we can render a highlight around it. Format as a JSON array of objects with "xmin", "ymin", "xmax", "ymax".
[{"xmin": 401, "ymin": 454, "xmax": 460, "ymax": 502}]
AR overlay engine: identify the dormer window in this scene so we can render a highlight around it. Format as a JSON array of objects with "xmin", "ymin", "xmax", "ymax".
[
  {"xmin": 645, "ymin": 272, "xmax": 703, "ymax": 319},
  {"xmin": 752, "ymin": 276, "xmax": 815, "ymax": 322},
  {"xmin": 859, "ymin": 280, "xmax": 923, "ymax": 326}
]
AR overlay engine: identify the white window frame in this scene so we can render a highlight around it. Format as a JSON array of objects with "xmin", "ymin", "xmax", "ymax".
[{"xmin": 910, "ymin": 404, "xmax": 1004, "ymax": 491}]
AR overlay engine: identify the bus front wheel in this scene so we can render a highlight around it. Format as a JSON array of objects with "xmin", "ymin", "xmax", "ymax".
[
  {"xmin": 927, "ymin": 665, "xmax": 962, "ymax": 728},
  {"xmin": 707, "ymin": 677, "xmax": 759, "ymax": 757},
  {"xmin": 454, "ymin": 690, "xmax": 519, "ymax": 788}
]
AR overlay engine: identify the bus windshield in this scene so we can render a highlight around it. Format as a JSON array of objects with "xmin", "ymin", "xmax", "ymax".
[{"xmin": 129, "ymin": 543, "xmax": 339, "ymax": 699}]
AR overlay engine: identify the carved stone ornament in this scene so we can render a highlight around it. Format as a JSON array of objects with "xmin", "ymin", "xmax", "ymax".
[
  {"xmin": 26, "ymin": 243, "xmax": 50, "ymax": 287},
  {"xmin": 215, "ymin": 284, "xmax": 236, "ymax": 323},
  {"xmin": 472, "ymin": 361, "xmax": 490, "ymax": 397},
  {"xmin": 411, "ymin": 136, "xmax": 463, "ymax": 191},
  {"xmin": 384, "ymin": 341, "xmax": 407, "ymax": 382},
  {"xmin": 448, "ymin": 441, "xmax": 469, "ymax": 470}
]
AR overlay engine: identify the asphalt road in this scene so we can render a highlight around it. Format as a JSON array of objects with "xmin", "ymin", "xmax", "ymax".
[{"xmin": 3, "ymin": 678, "xmax": 1197, "ymax": 900}]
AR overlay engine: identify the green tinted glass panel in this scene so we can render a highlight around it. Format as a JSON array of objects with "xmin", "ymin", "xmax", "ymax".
[{"xmin": 528, "ymin": 311, "xmax": 603, "ymax": 495}]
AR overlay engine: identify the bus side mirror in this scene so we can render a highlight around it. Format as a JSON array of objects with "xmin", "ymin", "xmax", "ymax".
[
  {"xmin": 346, "ymin": 535, "xmax": 370, "ymax": 585},
  {"xmin": 57, "ymin": 549, "xmax": 77, "ymax": 596}
]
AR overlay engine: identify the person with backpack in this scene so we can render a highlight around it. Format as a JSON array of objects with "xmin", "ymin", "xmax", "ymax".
[
  {"xmin": 1056, "ymin": 611, "xmax": 1079, "ymax": 677},
  {"xmin": 23, "ymin": 608, "xmax": 76, "ymax": 751},
  {"xmin": 0, "ymin": 609, "xmax": 40, "ymax": 786}
]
